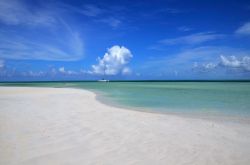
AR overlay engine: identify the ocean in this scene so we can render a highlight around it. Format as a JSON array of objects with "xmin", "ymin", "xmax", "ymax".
[{"xmin": 1, "ymin": 81, "xmax": 250, "ymax": 118}]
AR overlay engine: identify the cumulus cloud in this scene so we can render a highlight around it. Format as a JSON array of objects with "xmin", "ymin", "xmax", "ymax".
[
  {"xmin": 122, "ymin": 67, "xmax": 132, "ymax": 75},
  {"xmin": 0, "ymin": 65, "xmax": 87, "ymax": 78},
  {"xmin": 192, "ymin": 62, "xmax": 217, "ymax": 71},
  {"xmin": 220, "ymin": 55, "xmax": 250, "ymax": 71},
  {"xmin": 193, "ymin": 55, "xmax": 250, "ymax": 72},
  {"xmin": 220, "ymin": 56, "xmax": 241, "ymax": 67},
  {"xmin": 203, "ymin": 63, "xmax": 217, "ymax": 69},
  {"xmin": 26, "ymin": 71, "xmax": 45, "ymax": 77},
  {"xmin": 91, "ymin": 45, "xmax": 133, "ymax": 75},
  {"xmin": 58, "ymin": 67, "xmax": 65, "ymax": 73},
  {"xmin": 58, "ymin": 67, "xmax": 77, "ymax": 75},
  {"xmin": 235, "ymin": 22, "xmax": 250, "ymax": 35}
]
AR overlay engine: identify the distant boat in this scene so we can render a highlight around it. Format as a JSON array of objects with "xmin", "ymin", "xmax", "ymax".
[
  {"xmin": 98, "ymin": 78, "xmax": 109, "ymax": 82},
  {"xmin": 98, "ymin": 68, "xmax": 109, "ymax": 82}
]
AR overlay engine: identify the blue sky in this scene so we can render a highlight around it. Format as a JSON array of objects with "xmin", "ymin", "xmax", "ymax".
[{"xmin": 0, "ymin": 0, "xmax": 250, "ymax": 81}]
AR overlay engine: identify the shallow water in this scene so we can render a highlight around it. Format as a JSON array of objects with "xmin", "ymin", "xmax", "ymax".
[{"xmin": 1, "ymin": 81, "xmax": 250, "ymax": 118}]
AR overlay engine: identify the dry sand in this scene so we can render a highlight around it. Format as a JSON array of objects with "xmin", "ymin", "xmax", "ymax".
[{"xmin": 0, "ymin": 87, "xmax": 250, "ymax": 165}]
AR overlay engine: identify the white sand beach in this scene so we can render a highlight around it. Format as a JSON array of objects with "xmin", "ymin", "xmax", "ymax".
[{"xmin": 0, "ymin": 87, "xmax": 250, "ymax": 165}]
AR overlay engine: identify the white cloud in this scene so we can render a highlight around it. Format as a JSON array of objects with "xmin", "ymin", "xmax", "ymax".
[
  {"xmin": 81, "ymin": 4, "xmax": 103, "ymax": 17},
  {"xmin": 17, "ymin": 70, "xmax": 45, "ymax": 77},
  {"xmin": 136, "ymin": 72, "xmax": 141, "ymax": 76},
  {"xmin": 0, "ymin": 19, "xmax": 84, "ymax": 61},
  {"xmin": 0, "ymin": 59, "xmax": 4, "ymax": 68},
  {"xmin": 61, "ymin": 3, "xmax": 122, "ymax": 28},
  {"xmin": 0, "ymin": 0, "xmax": 56, "ymax": 26},
  {"xmin": 159, "ymin": 32, "xmax": 223, "ymax": 45},
  {"xmin": 193, "ymin": 62, "xmax": 199, "ymax": 68},
  {"xmin": 95, "ymin": 17, "xmax": 121, "ymax": 28},
  {"xmin": 58, "ymin": 67, "xmax": 65, "ymax": 73},
  {"xmin": 122, "ymin": 67, "xmax": 132, "ymax": 75},
  {"xmin": 164, "ymin": 8, "xmax": 182, "ymax": 14},
  {"xmin": 0, "ymin": 34, "xmax": 84, "ymax": 61},
  {"xmin": 235, "ymin": 22, "xmax": 250, "ymax": 35},
  {"xmin": 192, "ymin": 62, "xmax": 217, "ymax": 71},
  {"xmin": 143, "ymin": 46, "xmax": 250, "ymax": 75},
  {"xmin": 0, "ymin": 0, "xmax": 84, "ymax": 61},
  {"xmin": 67, "ymin": 70, "xmax": 77, "ymax": 75},
  {"xmin": 220, "ymin": 55, "xmax": 250, "ymax": 71},
  {"xmin": 174, "ymin": 70, "xmax": 178, "ymax": 76},
  {"xmin": 192, "ymin": 55, "xmax": 250, "ymax": 72},
  {"xmin": 145, "ymin": 8, "xmax": 183, "ymax": 18},
  {"xmin": 60, "ymin": 3, "xmax": 103, "ymax": 17},
  {"xmin": 203, "ymin": 63, "xmax": 217, "ymax": 69},
  {"xmin": 220, "ymin": 56, "xmax": 241, "ymax": 67},
  {"xmin": 177, "ymin": 26, "xmax": 192, "ymax": 32},
  {"xmin": 28, "ymin": 71, "xmax": 45, "ymax": 77},
  {"xmin": 58, "ymin": 67, "xmax": 77, "ymax": 75},
  {"xmin": 51, "ymin": 68, "xmax": 57, "ymax": 75},
  {"xmin": 91, "ymin": 45, "xmax": 133, "ymax": 75},
  {"xmin": 1, "ymin": 65, "xmax": 85, "ymax": 78}
]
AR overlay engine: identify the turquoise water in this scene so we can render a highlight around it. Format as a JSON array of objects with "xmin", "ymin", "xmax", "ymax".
[{"xmin": 1, "ymin": 81, "xmax": 250, "ymax": 117}]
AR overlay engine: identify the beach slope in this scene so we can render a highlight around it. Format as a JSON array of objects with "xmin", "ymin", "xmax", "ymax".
[{"xmin": 0, "ymin": 87, "xmax": 250, "ymax": 165}]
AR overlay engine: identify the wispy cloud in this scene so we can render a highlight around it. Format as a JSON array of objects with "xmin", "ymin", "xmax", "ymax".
[
  {"xmin": 235, "ymin": 22, "xmax": 250, "ymax": 35},
  {"xmin": 80, "ymin": 4, "xmax": 103, "ymax": 17},
  {"xmin": 0, "ymin": 0, "xmax": 84, "ymax": 61},
  {"xmin": 159, "ymin": 32, "xmax": 223, "ymax": 45},
  {"xmin": 0, "ymin": 27, "xmax": 84, "ymax": 61},
  {"xmin": 178, "ymin": 26, "xmax": 192, "ymax": 32},
  {"xmin": 95, "ymin": 17, "xmax": 122, "ymax": 28},
  {"xmin": 0, "ymin": 0, "xmax": 122, "ymax": 28},
  {"xmin": 0, "ymin": 0, "xmax": 56, "ymax": 27},
  {"xmin": 0, "ymin": 59, "xmax": 4, "ymax": 68},
  {"xmin": 162, "ymin": 8, "xmax": 183, "ymax": 14},
  {"xmin": 139, "ymin": 7, "xmax": 184, "ymax": 21},
  {"xmin": 59, "ymin": 3, "xmax": 104, "ymax": 17},
  {"xmin": 60, "ymin": 3, "xmax": 122, "ymax": 28}
]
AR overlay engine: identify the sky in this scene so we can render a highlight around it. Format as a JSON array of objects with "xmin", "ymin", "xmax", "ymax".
[{"xmin": 0, "ymin": 0, "xmax": 250, "ymax": 81}]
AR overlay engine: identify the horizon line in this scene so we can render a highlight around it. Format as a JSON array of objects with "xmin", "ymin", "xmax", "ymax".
[{"xmin": 1, "ymin": 79, "xmax": 250, "ymax": 83}]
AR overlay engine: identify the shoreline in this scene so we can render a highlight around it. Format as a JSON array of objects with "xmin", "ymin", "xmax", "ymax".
[
  {"xmin": 1, "ymin": 87, "xmax": 250, "ymax": 164},
  {"xmin": 1, "ymin": 82, "xmax": 250, "ymax": 124},
  {"xmin": 86, "ymin": 87, "xmax": 250, "ymax": 124},
  {"xmin": 1, "ymin": 84, "xmax": 250, "ymax": 124}
]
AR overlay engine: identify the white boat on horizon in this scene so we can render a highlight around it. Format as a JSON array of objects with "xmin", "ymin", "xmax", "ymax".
[{"xmin": 98, "ymin": 79, "xmax": 109, "ymax": 82}]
